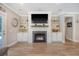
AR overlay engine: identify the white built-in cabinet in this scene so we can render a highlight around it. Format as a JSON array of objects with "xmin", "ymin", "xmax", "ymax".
[
  {"xmin": 17, "ymin": 32, "xmax": 28, "ymax": 42},
  {"xmin": 51, "ymin": 16, "xmax": 62, "ymax": 42},
  {"xmin": 17, "ymin": 16, "xmax": 28, "ymax": 42},
  {"xmin": 52, "ymin": 32, "xmax": 62, "ymax": 42},
  {"xmin": 17, "ymin": 32, "xmax": 62, "ymax": 43},
  {"xmin": 17, "ymin": 15, "xmax": 63, "ymax": 43}
]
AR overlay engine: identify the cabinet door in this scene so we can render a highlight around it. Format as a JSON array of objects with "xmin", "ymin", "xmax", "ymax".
[
  {"xmin": 57, "ymin": 33, "xmax": 62, "ymax": 41},
  {"xmin": 23, "ymin": 33, "xmax": 26, "ymax": 41},
  {"xmin": 52, "ymin": 33, "xmax": 57, "ymax": 42},
  {"xmin": 17, "ymin": 33, "xmax": 28, "ymax": 42},
  {"xmin": 17, "ymin": 33, "xmax": 23, "ymax": 41}
]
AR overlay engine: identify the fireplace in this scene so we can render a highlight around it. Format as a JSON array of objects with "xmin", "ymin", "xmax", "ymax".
[{"xmin": 33, "ymin": 31, "xmax": 47, "ymax": 43}]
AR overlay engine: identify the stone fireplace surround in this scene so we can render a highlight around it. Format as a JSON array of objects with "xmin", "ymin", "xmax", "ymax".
[{"xmin": 28, "ymin": 26, "xmax": 52, "ymax": 43}]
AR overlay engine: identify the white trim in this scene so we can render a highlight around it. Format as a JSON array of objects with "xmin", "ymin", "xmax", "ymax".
[
  {"xmin": 8, "ymin": 41, "xmax": 18, "ymax": 47},
  {"xmin": 73, "ymin": 40, "xmax": 79, "ymax": 42},
  {"xmin": 60, "ymin": 12, "xmax": 79, "ymax": 15}
]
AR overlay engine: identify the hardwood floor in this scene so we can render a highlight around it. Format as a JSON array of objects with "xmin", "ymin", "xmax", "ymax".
[{"xmin": 8, "ymin": 42, "xmax": 79, "ymax": 56}]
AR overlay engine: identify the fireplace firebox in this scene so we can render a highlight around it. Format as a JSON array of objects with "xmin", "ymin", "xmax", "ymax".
[{"xmin": 33, "ymin": 31, "xmax": 47, "ymax": 43}]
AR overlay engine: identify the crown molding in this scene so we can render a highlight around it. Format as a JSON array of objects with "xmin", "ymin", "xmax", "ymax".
[
  {"xmin": 2, "ymin": 3, "xmax": 21, "ymax": 16},
  {"xmin": 61, "ymin": 12, "xmax": 79, "ymax": 15}
]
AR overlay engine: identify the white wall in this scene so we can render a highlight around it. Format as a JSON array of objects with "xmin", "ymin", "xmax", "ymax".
[
  {"xmin": 74, "ymin": 15, "xmax": 79, "ymax": 42},
  {"xmin": 0, "ymin": 4, "xmax": 20, "ymax": 46}
]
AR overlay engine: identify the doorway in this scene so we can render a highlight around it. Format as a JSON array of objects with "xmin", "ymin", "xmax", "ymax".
[
  {"xmin": 65, "ymin": 17, "xmax": 73, "ymax": 43},
  {"xmin": 0, "ymin": 11, "xmax": 7, "ymax": 48},
  {"xmin": 0, "ymin": 16, "xmax": 3, "ymax": 47}
]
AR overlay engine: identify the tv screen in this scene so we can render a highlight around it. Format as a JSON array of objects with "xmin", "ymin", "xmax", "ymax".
[{"xmin": 31, "ymin": 14, "xmax": 48, "ymax": 23}]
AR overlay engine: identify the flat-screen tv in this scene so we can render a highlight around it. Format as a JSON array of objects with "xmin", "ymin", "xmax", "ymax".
[{"xmin": 31, "ymin": 14, "xmax": 48, "ymax": 23}]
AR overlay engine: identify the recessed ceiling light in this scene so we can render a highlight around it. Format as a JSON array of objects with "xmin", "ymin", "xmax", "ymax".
[
  {"xmin": 20, "ymin": 3, "xmax": 24, "ymax": 5},
  {"xmin": 19, "ymin": 3, "xmax": 24, "ymax": 6}
]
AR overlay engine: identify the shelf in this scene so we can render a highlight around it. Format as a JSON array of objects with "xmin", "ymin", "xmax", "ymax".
[
  {"xmin": 51, "ymin": 16, "xmax": 61, "ymax": 32},
  {"xmin": 31, "ymin": 25, "xmax": 48, "ymax": 27}
]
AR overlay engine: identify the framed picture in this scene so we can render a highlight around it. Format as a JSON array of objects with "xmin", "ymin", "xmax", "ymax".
[{"xmin": 67, "ymin": 22, "xmax": 72, "ymax": 27}]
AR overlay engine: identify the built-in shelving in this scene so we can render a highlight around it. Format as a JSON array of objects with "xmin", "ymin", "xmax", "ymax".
[{"xmin": 51, "ymin": 16, "xmax": 60, "ymax": 32}]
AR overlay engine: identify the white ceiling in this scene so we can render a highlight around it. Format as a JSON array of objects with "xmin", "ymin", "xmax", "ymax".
[{"xmin": 4, "ymin": 3, "xmax": 79, "ymax": 16}]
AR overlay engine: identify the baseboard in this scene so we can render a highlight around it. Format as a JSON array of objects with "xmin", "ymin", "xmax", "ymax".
[
  {"xmin": 73, "ymin": 40, "xmax": 79, "ymax": 42},
  {"xmin": 8, "ymin": 41, "xmax": 18, "ymax": 47}
]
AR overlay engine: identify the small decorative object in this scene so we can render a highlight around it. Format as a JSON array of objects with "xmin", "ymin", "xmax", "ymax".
[
  {"xmin": 19, "ymin": 24, "xmax": 27, "ymax": 32},
  {"xmin": 51, "ymin": 16, "xmax": 60, "ymax": 32},
  {"xmin": 12, "ymin": 18, "xmax": 18, "ymax": 27},
  {"xmin": 52, "ymin": 24, "xmax": 60, "ymax": 32}
]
